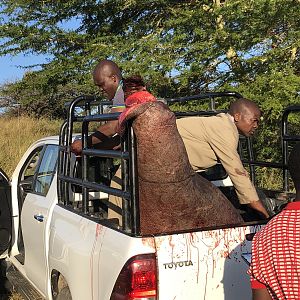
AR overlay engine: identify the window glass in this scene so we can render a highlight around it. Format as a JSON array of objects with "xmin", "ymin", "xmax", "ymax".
[
  {"xmin": 23, "ymin": 147, "xmax": 43, "ymax": 180},
  {"xmin": 34, "ymin": 145, "xmax": 59, "ymax": 195}
]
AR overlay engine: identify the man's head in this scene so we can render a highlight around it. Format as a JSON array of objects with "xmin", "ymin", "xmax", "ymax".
[
  {"xmin": 229, "ymin": 98, "xmax": 262, "ymax": 137},
  {"xmin": 93, "ymin": 60, "xmax": 122, "ymax": 100},
  {"xmin": 123, "ymin": 75, "xmax": 146, "ymax": 99},
  {"xmin": 288, "ymin": 143, "xmax": 300, "ymax": 195}
]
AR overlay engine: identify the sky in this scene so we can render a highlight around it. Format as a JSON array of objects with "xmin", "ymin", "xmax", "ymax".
[
  {"xmin": 0, "ymin": 14, "xmax": 80, "ymax": 86},
  {"xmin": 0, "ymin": 53, "xmax": 50, "ymax": 85}
]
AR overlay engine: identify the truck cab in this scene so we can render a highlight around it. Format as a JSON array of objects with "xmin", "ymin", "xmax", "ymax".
[{"xmin": 0, "ymin": 92, "xmax": 299, "ymax": 300}]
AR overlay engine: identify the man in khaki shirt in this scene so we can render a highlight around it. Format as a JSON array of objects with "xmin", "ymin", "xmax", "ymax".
[{"xmin": 176, "ymin": 98, "xmax": 269, "ymax": 219}]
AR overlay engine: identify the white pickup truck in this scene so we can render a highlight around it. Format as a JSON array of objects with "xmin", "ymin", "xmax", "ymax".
[{"xmin": 0, "ymin": 93, "xmax": 298, "ymax": 300}]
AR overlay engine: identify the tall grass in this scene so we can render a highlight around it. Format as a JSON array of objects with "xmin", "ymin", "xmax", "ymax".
[{"xmin": 0, "ymin": 116, "xmax": 62, "ymax": 178}]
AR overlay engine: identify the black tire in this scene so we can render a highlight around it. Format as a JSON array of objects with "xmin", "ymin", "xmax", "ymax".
[{"xmin": 57, "ymin": 286, "xmax": 72, "ymax": 300}]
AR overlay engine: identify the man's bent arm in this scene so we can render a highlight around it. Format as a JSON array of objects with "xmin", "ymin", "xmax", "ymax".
[
  {"xmin": 91, "ymin": 106, "xmax": 123, "ymax": 143},
  {"xmin": 70, "ymin": 107, "xmax": 123, "ymax": 154},
  {"xmin": 207, "ymin": 130, "xmax": 269, "ymax": 218}
]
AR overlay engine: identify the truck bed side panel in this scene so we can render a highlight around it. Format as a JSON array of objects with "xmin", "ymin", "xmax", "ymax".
[{"xmin": 49, "ymin": 205, "xmax": 156, "ymax": 300}]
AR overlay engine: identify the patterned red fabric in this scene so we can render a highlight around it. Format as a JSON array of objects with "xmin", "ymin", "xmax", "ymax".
[
  {"xmin": 118, "ymin": 90, "xmax": 157, "ymax": 134},
  {"xmin": 248, "ymin": 201, "xmax": 300, "ymax": 299}
]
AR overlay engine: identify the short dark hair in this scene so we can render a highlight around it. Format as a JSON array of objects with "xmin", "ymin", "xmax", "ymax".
[
  {"xmin": 229, "ymin": 98, "xmax": 261, "ymax": 116},
  {"xmin": 123, "ymin": 75, "xmax": 146, "ymax": 98},
  {"xmin": 93, "ymin": 59, "xmax": 122, "ymax": 79},
  {"xmin": 287, "ymin": 142, "xmax": 300, "ymax": 191},
  {"xmin": 123, "ymin": 75, "xmax": 145, "ymax": 90}
]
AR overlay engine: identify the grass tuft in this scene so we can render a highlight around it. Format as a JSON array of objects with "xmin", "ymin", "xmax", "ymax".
[{"xmin": 9, "ymin": 292, "xmax": 23, "ymax": 300}]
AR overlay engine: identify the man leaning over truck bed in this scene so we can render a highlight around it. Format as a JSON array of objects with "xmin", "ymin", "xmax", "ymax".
[
  {"xmin": 70, "ymin": 59, "xmax": 125, "ymax": 222},
  {"xmin": 71, "ymin": 59, "xmax": 125, "ymax": 154},
  {"xmin": 176, "ymin": 98, "xmax": 269, "ymax": 219}
]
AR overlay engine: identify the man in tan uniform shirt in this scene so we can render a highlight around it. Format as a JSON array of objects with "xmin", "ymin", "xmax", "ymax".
[{"xmin": 176, "ymin": 98, "xmax": 269, "ymax": 219}]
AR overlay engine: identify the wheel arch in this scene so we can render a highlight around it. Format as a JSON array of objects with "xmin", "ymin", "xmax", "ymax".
[{"xmin": 51, "ymin": 269, "xmax": 70, "ymax": 299}]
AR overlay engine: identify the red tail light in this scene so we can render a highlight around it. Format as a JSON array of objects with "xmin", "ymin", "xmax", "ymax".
[{"xmin": 110, "ymin": 253, "xmax": 157, "ymax": 300}]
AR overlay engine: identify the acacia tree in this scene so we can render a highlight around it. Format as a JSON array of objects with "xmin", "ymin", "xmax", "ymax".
[{"xmin": 0, "ymin": 0, "xmax": 299, "ymax": 118}]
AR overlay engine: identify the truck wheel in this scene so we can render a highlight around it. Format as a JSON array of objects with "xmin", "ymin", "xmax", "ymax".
[{"xmin": 57, "ymin": 286, "xmax": 72, "ymax": 300}]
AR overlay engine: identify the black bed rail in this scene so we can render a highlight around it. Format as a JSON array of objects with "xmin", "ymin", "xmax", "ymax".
[
  {"xmin": 58, "ymin": 95, "xmax": 98, "ymax": 207},
  {"xmin": 241, "ymin": 105, "xmax": 300, "ymax": 190},
  {"xmin": 245, "ymin": 105, "xmax": 300, "ymax": 191},
  {"xmin": 174, "ymin": 110, "xmax": 228, "ymax": 117},
  {"xmin": 81, "ymin": 113, "xmax": 140, "ymax": 234},
  {"xmin": 58, "ymin": 95, "xmax": 140, "ymax": 235},
  {"xmin": 166, "ymin": 91, "xmax": 243, "ymax": 110},
  {"xmin": 281, "ymin": 105, "xmax": 300, "ymax": 191},
  {"xmin": 58, "ymin": 95, "xmax": 97, "ymax": 209},
  {"xmin": 58, "ymin": 92, "xmax": 300, "ymax": 236}
]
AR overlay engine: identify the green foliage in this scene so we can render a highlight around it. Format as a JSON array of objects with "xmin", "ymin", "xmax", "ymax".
[
  {"xmin": 1, "ymin": 0, "xmax": 299, "ymax": 95},
  {"xmin": 0, "ymin": 0, "xmax": 299, "ymax": 166}
]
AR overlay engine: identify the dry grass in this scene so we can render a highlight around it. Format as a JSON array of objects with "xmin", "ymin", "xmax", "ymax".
[
  {"xmin": 0, "ymin": 116, "xmax": 62, "ymax": 178},
  {"xmin": 9, "ymin": 292, "xmax": 23, "ymax": 300}
]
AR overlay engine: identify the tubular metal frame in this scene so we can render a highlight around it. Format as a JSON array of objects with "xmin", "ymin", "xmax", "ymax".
[
  {"xmin": 58, "ymin": 95, "xmax": 140, "ymax": 234},
  {"xmin": 57, "ymin": 92, "xmax": 300, "ymax": 237}
]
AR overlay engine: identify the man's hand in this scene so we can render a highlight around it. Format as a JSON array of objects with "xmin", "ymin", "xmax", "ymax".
[
  {"xmin": 248, "ymin": 200, "xmax": 270, "ymax": 219},
  {"xmin": 70, "ymin": 139, "xmax": 83, "ymax": 155},
  {"xmin": 70, "ymin": 107, "xmax": 122, "ymax": 156}
]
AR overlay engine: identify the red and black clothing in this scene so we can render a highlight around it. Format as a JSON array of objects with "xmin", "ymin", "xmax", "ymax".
[{"xmin": 248, "ymin": 201, "xmax": 300, "ymax": 299}]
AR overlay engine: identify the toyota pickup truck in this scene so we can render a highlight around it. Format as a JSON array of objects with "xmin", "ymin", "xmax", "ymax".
[{"xmin": 0, "ymin": 92, "xmax": 298, "ymax": 300}]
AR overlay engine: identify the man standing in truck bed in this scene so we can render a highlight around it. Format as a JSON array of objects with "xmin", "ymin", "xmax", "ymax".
[
  {"xmin": 176, "ymin": 98, "xmax": 269, "ymax": 219},
  {"xmin": 71, "ymin": 59, "xmax": 125, "ymax": 222}
]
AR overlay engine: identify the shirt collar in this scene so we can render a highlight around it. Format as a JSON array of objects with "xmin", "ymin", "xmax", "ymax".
[{"xmin": 112, "ymin": 80, "xmax": 125, "ymax": 106}]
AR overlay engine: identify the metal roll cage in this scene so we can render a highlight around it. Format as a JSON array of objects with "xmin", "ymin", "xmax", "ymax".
[{"xmin": 57, "ymin": 92, "xmax": 300, "ymax": 236}]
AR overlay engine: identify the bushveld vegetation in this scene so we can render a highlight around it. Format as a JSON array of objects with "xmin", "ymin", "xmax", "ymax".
[
  {"xmin": 0, "ymin": 0, "xmax": 299, "ymax": 186},
  {"xmin": 0, "ymin": 0, "xmax": 299, "ymax": 167},
  {"xmin": 0, "ymin": 116, "xmax": 61, "ymax": 177}
]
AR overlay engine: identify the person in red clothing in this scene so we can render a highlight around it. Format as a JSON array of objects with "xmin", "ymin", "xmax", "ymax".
[
  {"xmin": 248, "ymin": 142, "xmax": 300, "ymax": 300},
  {"xmin": 108, "ymin": 75, "xmax": 156, "ymax": 223},
  {"xmin": 118, "ymin": 76, "xmax": 156, "ymax": 134}
]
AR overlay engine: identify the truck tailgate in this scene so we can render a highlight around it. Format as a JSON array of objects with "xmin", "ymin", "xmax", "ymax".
[{"xmin": 154, "ymin": 225, "xmax": 263, "ymax": 300}]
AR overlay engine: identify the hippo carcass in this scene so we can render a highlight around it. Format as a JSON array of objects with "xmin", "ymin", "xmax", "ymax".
[{"xmin": 120, "ymin": 99, "xmax": 243, "ymax": 235}]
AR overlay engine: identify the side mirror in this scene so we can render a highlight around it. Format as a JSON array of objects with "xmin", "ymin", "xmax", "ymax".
[{"xmin": 19, "ymin": 177, "xmax": 34, "ymax": 194}]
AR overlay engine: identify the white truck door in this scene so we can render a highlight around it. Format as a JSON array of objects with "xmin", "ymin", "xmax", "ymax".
[
  {"xmin": 21, "ymin": 144, "xmax": 59, "ymax": 296},
  {"xmin": 154, "ymin": 225, "xmax": 263, "ymax": 300}
]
